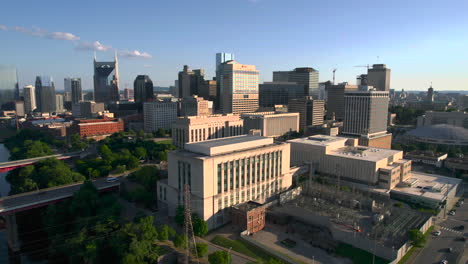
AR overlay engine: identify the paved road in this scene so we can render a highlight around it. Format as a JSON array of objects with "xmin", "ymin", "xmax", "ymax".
[
  {"xmin": 0, "ymin": 152, "xmax": 81, "ymax": 171},
  {"xmin": 411, "ymin": 185, "xmax": 467, "ymax": 264}
]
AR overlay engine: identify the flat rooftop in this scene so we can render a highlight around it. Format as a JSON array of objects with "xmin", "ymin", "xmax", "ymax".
[
  {"xmin": 391, "ymin": 172, "xmax": 462, "ymax": 202},
  {"xmin": 185, "ymin": 135, "xmax": 274, "ymax": 156},
  {"xmin": 329, "ymin": 146, "xmax": 402, "ymax": 162},
  {"xmin": 288, "ymin": 135, "xmax": 348, "ymax": 146}
]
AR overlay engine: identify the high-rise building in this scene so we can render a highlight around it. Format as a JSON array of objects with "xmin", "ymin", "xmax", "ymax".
[
  {"xmin": 35, "ymin": 76, "xmax": 56, "ymax": 113},
  {"xmin": 259, "ymin": 82, "xmax": 305, "ymax": 107},
  {"xmin": 367, "ymin": 64, "xmax": 391, "ymax": 91},
  {"xmin": 64, "ymin": 78, "xmax": 72, "ymax": 93},
  {"xmin": 273, "ymin": 67, "xmax": 319, "ymax": 98},
  {"xmin": 134, "ymin": 75, "xmax": 154, "ymax": 110},
  {"xmin": 426, "ymin": 85, "xmax": 434, "ymax": 102},
  {"xmin": 177, "ymin": 66, "xmax": 204, "ymax": 98},
  {"xmin": 241, "ymin": 112, "xmax": 299, "ymax": 137},
  {"xmin": 288, "ymin": 97, "xmax": 324, "ymax": 130},
  {"xmin": 15, "ymin": 101, "xmax": 25, "ymax": 117},
  {"xmin": 215, "ymin": 53, "xmax": 235, "ymax": 110},
  {"xmin": 199, "ymin": 79, "xmax": 217, "ymax": 102},
  {"xmin": 342, "ymin": 90, "xmax": 392, "ymax": 148},
  {"xmin": 55, "ymin": 94, "xmax": 64, "ymax": 112},
  {"xmin": 143, "ymin": 99, "xmax": 178, "ymax": 132},
  {"xmin": 219, "ymin": 60, "xmax": 259, "ymax": 114},
  {"xmin": 181, "ymin": 95, "xmax": 212, "ymax": 117},
  {"xmin": 70, "ymin": 78, "xmax": 83, "ymax": 104},
  {"xmin": 73, "ymin": 101, "xmax": 105, "ymax": 118},
  {"xmin": 23, "ymin": 85, "xmax": 36, "ymax": 113},
  {"xmin": 326, "ymin": 83, "xmax": 358, "ymax": 120},
  {"xmin": 172, "ymin": 114, "xmax": 244, "ymax": 148},
  {"xmin": 93, "ymin": 53, "xmax": 119, "ymax": 104},
  {"xmin": 157, "ymin": 135, "xmax": 293, "ymax": 229},
  {"xmin": 0, "ymin": 65, "xmax": 19, "ymax": 110}
]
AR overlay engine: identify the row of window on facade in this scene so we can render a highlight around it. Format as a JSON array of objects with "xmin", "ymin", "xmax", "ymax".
[
  {"xmin": 217, "ymin": 151, "xmax": 283, "ymax": 194},
  {"xmin": 217, "ymin": 180, "xmax": 283, "ymax": 212}
]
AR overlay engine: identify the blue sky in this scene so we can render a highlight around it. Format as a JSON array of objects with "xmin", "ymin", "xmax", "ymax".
[{"xmin": 1, "ymin": 0, "xmax": 467, "ymax": 91}]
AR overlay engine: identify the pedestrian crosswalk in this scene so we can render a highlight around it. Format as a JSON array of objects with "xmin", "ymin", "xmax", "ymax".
[{"xmin": 440, "ymin": 226, "xmax": 464, "ymax": 235}]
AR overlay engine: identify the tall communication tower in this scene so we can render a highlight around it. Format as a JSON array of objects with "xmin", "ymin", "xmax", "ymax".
[{"xmin": 183, "ymin": 184, "xmax": 199, "ymax": 264}]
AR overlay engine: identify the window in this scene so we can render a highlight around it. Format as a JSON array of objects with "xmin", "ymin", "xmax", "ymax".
[
  {"xmin": 218, "ymin": 164, "xmax": 222, "ymax": 194},
  {"xmin": 224, "ymin": 163, "xmax": 228, "ymax": 192},
  {"xmin": 230, "ymin": 162, "xmax": 234, "ymax": 190},
  {"xmin": 218, "ymin": 198, "xmax": 222, "ymax": 211},
  {"xmin": 236, "ymin": 160, "xmax": 240, "ymax": 188}
]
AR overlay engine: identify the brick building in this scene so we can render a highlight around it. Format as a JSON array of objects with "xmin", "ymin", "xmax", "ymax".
[
  {"xmin": 71, "ymin": 118, "xmax": 124, "ymax": 139},
  {"xmin": 231, "ymin": 201, "xmax": 266, "ymax": 234}
]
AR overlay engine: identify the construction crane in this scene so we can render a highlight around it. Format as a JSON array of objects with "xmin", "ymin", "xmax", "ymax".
[
  {"xmin": 332, "ymin": 68, "xmax": 337, "ymax": 85},
  {"xmin": 354, "ymin": 65, "xmax": 371, "ymax": 70}
]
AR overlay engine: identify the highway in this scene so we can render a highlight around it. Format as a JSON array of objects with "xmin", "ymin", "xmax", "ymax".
[
  {"xmin": 0, "ymin": 152, "xmax": 82, "ymax": 173},
  {"xmin": 0, "ymin": 177, "xmax": 121, "ymax": 216},
  {"xmin": 411, "ymin": 182, "xmax": 467, "ymax": 264}
]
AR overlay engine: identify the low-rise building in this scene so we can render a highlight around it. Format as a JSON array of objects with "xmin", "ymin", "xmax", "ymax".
[
  {"xmin": 157, "ymin": 135, "xmax": 293, "ymax": 229},
  {"xmin": 405, "ymin": 151, "xmax": 448, "ymax": 168},
  {"xmin": 180, "ymin": 95, "xmax": 212, "ymax": 117},
  {"xmin": 172, "ymin": 114, "xmax": 244, "ymax": 148},
  {"xmin": 288, "ymin": 135, "xmax": 411, "ymax": 189},
  {"xmin": 241, "ymin": 112, "xmax": 299, "ymax": 137},
  {"xmin": 70, "ymin": 118, "xmax": 124, "ymax": 140},
  {"xmin": 232, "ymin": 201, "xmax": 266, "ymax": 234}
]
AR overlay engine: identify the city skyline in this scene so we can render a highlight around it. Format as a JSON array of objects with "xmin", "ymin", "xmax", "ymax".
[{"xmin": 1, "ymin": 0, "xmax": 468, "ymax": 91}]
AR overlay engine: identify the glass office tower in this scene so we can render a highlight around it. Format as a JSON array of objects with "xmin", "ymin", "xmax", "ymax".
[{"xmin": 0, "ymin": 65, "xmax": 19, "ymax": 109}]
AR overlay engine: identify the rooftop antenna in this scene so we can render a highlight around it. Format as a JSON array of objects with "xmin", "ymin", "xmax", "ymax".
[{"xmin": 93, "ymin": 51, "xmax": 96, "ymax": 61}]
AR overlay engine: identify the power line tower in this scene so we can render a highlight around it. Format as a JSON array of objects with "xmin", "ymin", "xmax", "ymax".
[{"xmin": 183, "ymin": 184, "xmax": 198, "ymax": 264}]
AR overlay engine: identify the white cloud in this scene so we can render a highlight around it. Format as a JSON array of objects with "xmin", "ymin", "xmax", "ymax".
[
  {"xmin": 0, "ymin": 25, "xmax": 7, "ymax": 30},
  {"xmin": 76, "ymin": 41, "xmax": 112, "ymax": 51},
  {"xmin": 143, "ymin": 64, "xmax": 153, "ymax": 68},
  {"xmin": 119, "ymin": 50, "xmax": 152, "ymax": 59},
  {"xmin": 13, "ymin": 26, "xmax": 47, "ymax": 37},
  {"xmin": 13, "ymin": 26, "xmax": 30, "ymax": 34},
  {"xmin": 48, "ymin": 32, "xmax": 80, "ymax": 41}
]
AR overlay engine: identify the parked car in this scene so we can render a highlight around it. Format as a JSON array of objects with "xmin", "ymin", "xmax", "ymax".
[
  {"xmin": 448, "ymin": 210, "xmax": 456, "ymax": 216},
  {"xmin": 106, "ymin": 177, "xmax": 119, "ymax": 183},
  {"xmin": 433, "ymin": 230, "xmax": 442, "ymax": 236}
]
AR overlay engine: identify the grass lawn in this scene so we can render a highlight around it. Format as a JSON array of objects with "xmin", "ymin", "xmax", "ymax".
[
  {"xmin": 335, "ymin": 243, "xmax": 390, "ymax": 264},
  {"xmin": 211, "ymin": 235, "xmax": 280, "ymax": 262},
  {"xmin": 155, "ymin": 139, "xmax": 172, "ymax": 144}
]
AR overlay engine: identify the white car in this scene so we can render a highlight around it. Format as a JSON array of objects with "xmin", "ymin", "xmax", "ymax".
[
  {"xmin": 433, "ymin": 230, "xmax": 441, "ymax": 236},
  {"xmin": 440, "ymin": 260, "xmax": 448, "ymax": 264},
  {"xmin": 448, "ymin": 210, "xmax": 456, "ymax": 216},
  {"xmin": 106, "ymin": 177, "xmax": 119, "ymax": 183}
]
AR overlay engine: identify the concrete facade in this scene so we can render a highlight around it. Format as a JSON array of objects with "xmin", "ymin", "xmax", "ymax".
[
  {"xmin": 172, "ymin": 114, "xmax": 244, "ymax": 148},
  {"xmin": 417, "ymin": 110, "xmax": 468, "ymax": 129},
  {"xmin": 273, "ymin": 68, "xmax": 319, "ymax": 98},
  {"xmin": 143, "ymin": 100, "xmax": 178, "ymax": 132},
  {"xmin": 241, "ymin": 112, "xmax": 299, "ymax": 137},
  {"xmin": 326, "ymin": 83, "xmax": 358, "ymax": 121},
  {"xmin": 367, "ymin": 64, "xmax": 391, "ymax": 91},
  {"xmin": 157, "ymin": 135, "xmax": 293, "ymax": 229},
  {"xmin": 180, "ymin": 95, "xmax": 212, "ymax": 117},
  {"xmin": 288, "ymin": 135, "xmax": 410, "ymax": 189},
  {"xmin": 288, "ymin": 97, "xmax": 324, "ymax": 130},
  {"xmin": 343, "ymin": 90, "xmax": 389, "ymax": 137},
  {"xmin": 219, "ymin": 61, "xmax": 259, "ymax": 114}
]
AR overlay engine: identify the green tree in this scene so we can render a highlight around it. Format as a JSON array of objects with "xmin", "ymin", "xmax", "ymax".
[
  {"xmin": 70, "ymin": 134, "xmax": 88, "ymax": 151},
  {"xmin": 195, "ymin": 243, "xmax": 208, "ymax": 257},
  {"xmin": 173, "ymin": 234, "xmax": 188, "ymax": 249},
  {"xmin": 193, "ymin": 215, "xmax": 208, "ymax": 237},
  {"xmin": 134, "ymin": 147, "xmax": 147, "ymax": 160},
  {"xmin": 157, "ymin": 225, "xmax": 169, "ymax": 241},
  {"xmin": 208, "ymin": 250, "xmax": 232, "ymax": 264},
  {"xmin": 408, "ymin": 229, "xmax": 426, "ymax": 247}
]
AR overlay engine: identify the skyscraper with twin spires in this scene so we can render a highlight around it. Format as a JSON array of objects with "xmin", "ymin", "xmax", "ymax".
[{"xmin": 93, "ymin": 52, "xmax": 119, "ymax": 105}]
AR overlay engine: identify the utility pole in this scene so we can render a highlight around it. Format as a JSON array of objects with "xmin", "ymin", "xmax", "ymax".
[{"xmin": 183, "ymin": 184, "xmax": 198, "ymax": 264}]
